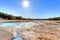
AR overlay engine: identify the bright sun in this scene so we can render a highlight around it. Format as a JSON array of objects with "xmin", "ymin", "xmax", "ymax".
[{"xmin": 22, "ymin": 0, "xmax": 30, "ymax": 8}]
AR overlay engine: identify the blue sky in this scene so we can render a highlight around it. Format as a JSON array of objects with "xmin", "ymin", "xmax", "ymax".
[{"xmin": 0, "ymin": 0, "xmax": 60, "ymax": 18}]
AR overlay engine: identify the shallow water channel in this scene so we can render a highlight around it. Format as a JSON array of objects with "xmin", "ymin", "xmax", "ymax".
[
  {"xmin": 0, "ymin": 22, "xmax": 22, "ymax": 40},
  {"xmin": 0, "ymin": 22, "xmax": 40, "ymax": 40}
]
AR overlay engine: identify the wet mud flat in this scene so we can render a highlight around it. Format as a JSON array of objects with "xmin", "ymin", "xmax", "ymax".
[
  {"xmin": 0, "ymin": 20, "xmax": 60, "ymax": 40},
  {"xmin": 17, "ymin": 20, "xmax": 60, "ymax": 40},
  {"xmin": 0, "ymin": 28, "xmax": 13, "ymax": 40}
]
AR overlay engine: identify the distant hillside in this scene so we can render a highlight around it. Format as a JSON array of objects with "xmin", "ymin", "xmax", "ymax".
[
  {"xmin": 48, "ymin": 17, "xmax": 60, "ymax": 20},
  {"xmin": 0, "ymin": 12, "xmax": 60, "ymax": 20},
  {"xmin": 0, "ymin": 12, "xmax": 24, "ymax": 20}
]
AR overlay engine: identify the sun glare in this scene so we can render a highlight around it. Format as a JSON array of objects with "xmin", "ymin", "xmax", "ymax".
[{"xmin": 22, "ymin": 0, "xmax": 30, "ymax": 8}]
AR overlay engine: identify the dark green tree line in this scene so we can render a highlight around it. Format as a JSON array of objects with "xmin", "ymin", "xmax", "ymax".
[{"xmin": 0, "ymin": 12, "xmax": 23, "ymax": 20}]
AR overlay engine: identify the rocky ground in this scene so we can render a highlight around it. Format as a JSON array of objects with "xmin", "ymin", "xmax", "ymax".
[
  {"xmin": 17, "ymin": 20, "xmax": 60, "ymax": 40},
  {"xmin": 0, "ymin": 20, "xmax": 60, "ymax": 40}
]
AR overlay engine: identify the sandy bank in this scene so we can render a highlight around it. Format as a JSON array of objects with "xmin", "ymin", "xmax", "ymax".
[
  {"xmin": 0, "ymin": 28, "xmax": 13, "ymax": 40},
  {"xmin": 0, "ymin": 20, "xmax": 35, "ymax": 23}
]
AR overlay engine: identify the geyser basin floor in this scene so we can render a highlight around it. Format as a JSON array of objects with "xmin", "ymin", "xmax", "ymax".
[{"xmin": 0, "ymin": 21, "xmax": 41, "ymax": 40}]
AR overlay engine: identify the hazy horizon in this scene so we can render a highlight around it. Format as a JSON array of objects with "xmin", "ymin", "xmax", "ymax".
[{"xmin": 0, "ymin": 0, "xmax": 60, "ymax": 18}]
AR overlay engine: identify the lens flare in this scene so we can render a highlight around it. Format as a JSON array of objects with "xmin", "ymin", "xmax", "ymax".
[{"xmin": 22, "ymin": 0, "xmax": 30, "ymax": 8}]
